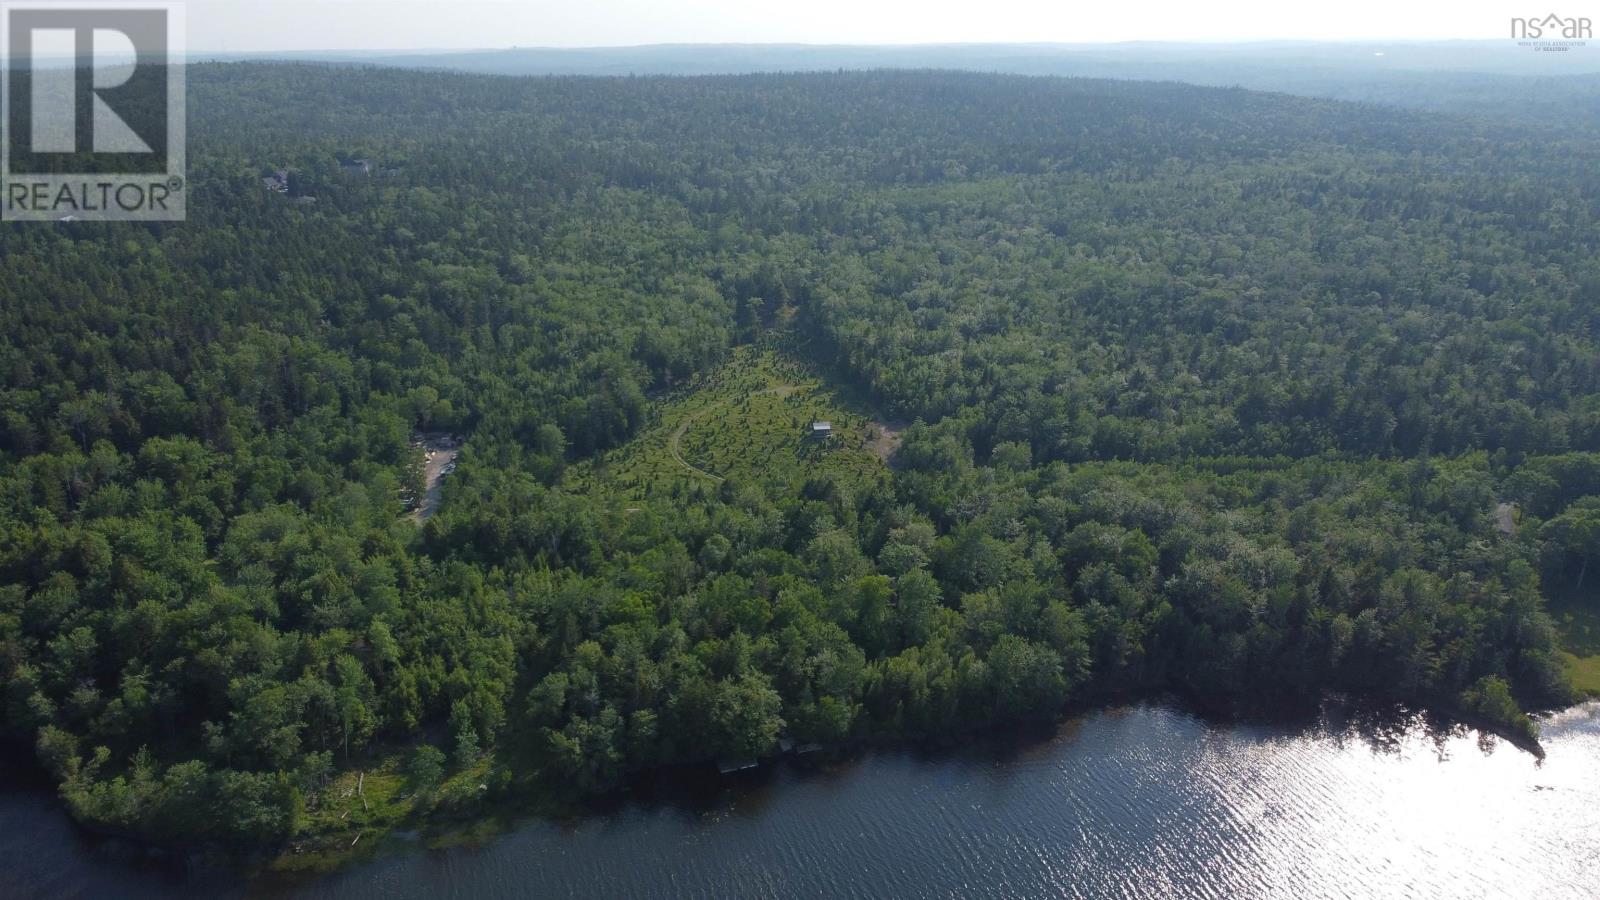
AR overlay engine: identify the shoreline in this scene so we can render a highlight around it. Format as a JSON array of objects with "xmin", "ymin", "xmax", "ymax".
[{"xmin": 5, "ymin": 689, "xmax": 1570, "ymax": 882}]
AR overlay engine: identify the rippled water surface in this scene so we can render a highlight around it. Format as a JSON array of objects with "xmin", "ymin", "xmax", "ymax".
[{"xmin": 4, "ymin": 700, "xmax": 1598, "ymax": 899}]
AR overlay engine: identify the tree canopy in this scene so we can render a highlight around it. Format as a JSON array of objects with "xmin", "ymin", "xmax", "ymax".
[{"xmin": 1, "ymin": 64, "xmax": 1594, "ymax": 847}]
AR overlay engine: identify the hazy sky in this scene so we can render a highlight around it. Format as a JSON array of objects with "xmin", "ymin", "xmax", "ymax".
[{"xmin": 188, "ymin": 0, "xmax": 1544, "ymax": 52}]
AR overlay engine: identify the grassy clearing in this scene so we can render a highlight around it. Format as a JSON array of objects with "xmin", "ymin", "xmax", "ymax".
[
  {"xmin": 1552, "ymin": 601, "xmax": 1600, "ymax": 697},
  {"xmin": 567, "ymin": 346, "xmax": 888, "ymax": 499},
  {"xmin": 1564, "ymin": 652, "xmax": 1600, "ymax": 697},
  {"xmin": 266, "ymin": 755, "xmax": 499, "ymax": 874}
]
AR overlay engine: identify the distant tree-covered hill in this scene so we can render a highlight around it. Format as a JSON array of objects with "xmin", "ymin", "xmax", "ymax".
[{"xmin": 217, "ymin": 42, "xmax": 1600, "ymax": 131}]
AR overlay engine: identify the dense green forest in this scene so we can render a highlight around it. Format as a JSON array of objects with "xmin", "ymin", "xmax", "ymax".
[{"xmin": 2, "ymin": 64, "xmax": 1599, "ymax": 852}]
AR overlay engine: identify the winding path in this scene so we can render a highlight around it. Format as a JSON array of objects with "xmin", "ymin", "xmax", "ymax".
[
  {"xmin": 665, "ymin": 384, "xmax": 800, "ymax": 483},
  {"xmin": 667, "ymin": 415, "xmax": 724, "ymax": 483}
]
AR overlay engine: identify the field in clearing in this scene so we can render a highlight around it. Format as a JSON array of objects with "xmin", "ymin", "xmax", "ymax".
[
  {"xmin": 1554, "ymin": 602, "xmax": 1600, "ymax": 697},
  {"xmin": 566, "ymin": 346, "xmax": 890, "ymax": 499}
]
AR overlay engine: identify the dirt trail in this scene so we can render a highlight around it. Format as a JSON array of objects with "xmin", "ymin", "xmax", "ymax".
[
  {"xmin": 665, "ymin": 384, "xmax": 800, "ymax": 483},
  {"xmin": 412, "ymin": 442, "xmax": 459, "ymax": 523},
  {"xmin": 668, "ymin": 417, "xmax": 724, "ymax": 483},
  {"xmin": 1495, "ymin": 502, "xmax": 1518, "ymax": 536},
  {"xmin": 866, "ymin": 418, "xmax": 908, "ymax": 463}
]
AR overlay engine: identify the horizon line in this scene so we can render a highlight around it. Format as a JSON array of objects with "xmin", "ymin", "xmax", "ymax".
[{"xmin": 186, "ymin": 37, "xmax": 1535, "ymax": 57}]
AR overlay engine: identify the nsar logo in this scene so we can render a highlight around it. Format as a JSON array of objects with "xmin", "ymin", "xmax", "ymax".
[{"xmin": 1510, "ymin": 13, "xmax": 1593, "ymax": 51}]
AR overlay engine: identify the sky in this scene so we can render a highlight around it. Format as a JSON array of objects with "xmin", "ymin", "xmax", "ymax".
[{"xmin": 186, "ymin": 0, "xmax": 1552, "ymax": 53}]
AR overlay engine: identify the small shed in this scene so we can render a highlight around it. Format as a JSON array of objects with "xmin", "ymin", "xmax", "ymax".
[{"xmin": 810, "ymin": 421, "xmax": 833, "ymax": 439}]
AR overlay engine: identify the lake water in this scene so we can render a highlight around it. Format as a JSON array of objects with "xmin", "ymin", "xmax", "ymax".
[{"xmin": 4, "ymin": 699, "xmax": 1598, "ymax": 899}]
